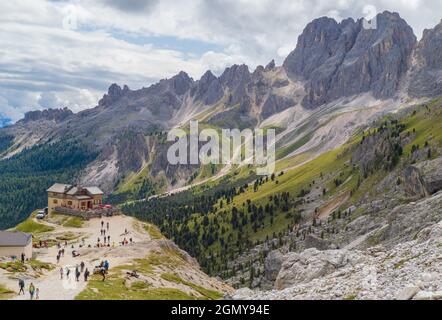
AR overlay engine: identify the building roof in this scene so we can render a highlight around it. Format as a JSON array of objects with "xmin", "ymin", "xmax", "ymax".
[
  {"xmin": 0, "ymin": 231, "xmax": 32, "ymax": 247},
  {"xmin": 47, "ymin": 184, "xmax": 103, "ymax": 196},
  {"xmin": 85, "ymin": 187, "xmax": 104, "ymax": 195},
  {"xmin": 66, "ymin": 187, "xmax": 79, "ymax": 195},
  {"xmin": 47, "ymin": 183, "xmax": 72, "ymax": 193}
]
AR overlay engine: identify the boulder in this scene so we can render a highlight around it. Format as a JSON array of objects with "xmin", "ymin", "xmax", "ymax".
[
  {"xmin": 404, "ymin": 157, "xmax": 442, "ymax": 197},
  {"xmin": 274, "ymin": 248, "xmax": 355, "ymax": 290},
  {"xmin": 396, "ymin": 286, "xmax": 420, "ymax": 300},
  {"xmin": 304, "ymin": 234, "xmax": 332, "ymax": 251},
  {"xmin": 264, "ymin": 250, "xmax": 284, "ymax": 282}
]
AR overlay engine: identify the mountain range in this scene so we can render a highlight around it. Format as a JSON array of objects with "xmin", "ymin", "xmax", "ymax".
[
  {"xmin": 1, "ymin": 11, "xmax": 442, "ymax": 298},
  {"xmin": 2, "ymin": 12, "xmax": 442, "ymax": 195}
]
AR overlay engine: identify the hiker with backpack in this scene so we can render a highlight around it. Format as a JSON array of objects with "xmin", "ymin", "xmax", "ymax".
[
  {"xmin": 29, "ymin": 283, "xmax": 35, "ymax": 300},
  {"xmin": 84, "ymin": 268, "xmax": 90, "ymax": 281}
]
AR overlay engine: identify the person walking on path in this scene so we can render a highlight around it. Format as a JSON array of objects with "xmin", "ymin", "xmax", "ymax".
[
  {"xmin": 84, "ymin": 268, "xmax": 90, "ymax": 281},
  {"xmin": 66, "ymin": 267, "xmax": 70, "ymax": 279},
  {"xmin": 80, "ymin": 261, "xmax": 85, "ymax": 273},
  {"xmin": 21, "ymin": 253, "xmax": 25, "ymax": 263},
  {"xmin": 75, "ymin": 269, "xmax": 80, "ymax": 282},
  {"xmin": 18, "ymin": 278, "xmax": 25, "ymax": 295},
  {"xmin": 29, "ymin": 283, "xmax": 35, "ymax": 300},
  {"xmin": 108, "ymin": 235, "xmax": 110, "ymax": 243},
  {"xmin": 101, "ymin": 220, "xmax": 104, "ymax": 228},
  {"xmin": 60, "ymin": 267, "xmax": 64, "ymax": 280},
  {"xmin": 106, "ymin": 222, "xmax": 109, "ymax": 231},
  {"xmin": 36, "ymin": 288, "xmax": 40, "ymax": 300},
  {"xmin": 100, "ymin": 267, "xmax": 106, "ymax": 281}
]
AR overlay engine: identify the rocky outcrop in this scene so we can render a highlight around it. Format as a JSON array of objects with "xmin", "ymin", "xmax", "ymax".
[
  {"xmin": 284, "ymin": 11, "xmax": 416, "ymax": 108},
  {"xmin": 351, "ymin": 128, "xmax": 403, "ymax": 177},
  {"xmin": 263, "ymin": 250, "xmax": 284, "ymax": 282},
  {"xmin": 404, "ymin": 157, "xmax": 442, "ymax": 197},
  {"xmin": 98, "ymin": 83, "xmax": 130, "ymax": 107},
  {"xmin": 404, "ymin": 165, "xmax": 428, "ymax": 198},
  {"xmin": 304, "ymin": 234, "xmax": 333, "ymax": 251},
  {"xmin": 21, "ymin": 107, "xmax": 73, "ymax": 123},
  {"xmin": 274, "ymin": 248, "xmax": 360, "ymax": 290}
]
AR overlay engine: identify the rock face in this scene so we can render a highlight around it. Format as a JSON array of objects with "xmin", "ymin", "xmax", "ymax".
[
  {"xmin": 263, "ymin": 250, "xmax": 284, "ymax": 282},
  {"xmin": 191, "ymin": 71, "xmax": 224, "ymax": 105},
  {"xmin": 274, "ymin": 248, "xmax": 360, "ymax": 290},
  {"xmin": 233, "ymin": 219, "xmax": 442, "ymax": 300},
  {"xmin": 409, "ymin": 20, "xmax": 442, "ymax": 97},
  {"xmin": 304, "ymin": 234, "xmax": 333, "ymax": 251},
  {"xmin": 404, "ymin": 157, "xmax": 442, "ymax": 197},
  {"xmin": 21, "ymin": 107, "xmax": 73, "ymax": 123},
  {"xmin": 284, "ymin": 11, "xmax": 416, "ymax": 108}
]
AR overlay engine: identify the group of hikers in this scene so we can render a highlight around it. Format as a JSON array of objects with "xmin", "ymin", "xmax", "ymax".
[
  {"xmin": 96, "ymin": 221, "xmax": 113, "ymax": 247},
  {"xmin": 14, "ymin": 219, "xmax": 126, "ymax": 299},
  {"xmin": 60, "ymin": 261, "xmax": 90, "ymax": 282},
  {"xmin": 18, "ymin": 279, "xmax": 38, "ymax": 300},
  {"xmin": 56, "ymin": 248, "xmax": 65, "ymax": 263}
]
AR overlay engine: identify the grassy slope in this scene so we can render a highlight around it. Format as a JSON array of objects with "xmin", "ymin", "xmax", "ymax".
[
  {"xmin": 0, "ymin": 284, "xmax": 14, "ymax": 300},
  {"xmin": 14, "ymin": 212, "xmax": 55, "ymax": 234},
  {"xmin": 77, "ymin": 248, "xmax": 223, "ymax": 300}
]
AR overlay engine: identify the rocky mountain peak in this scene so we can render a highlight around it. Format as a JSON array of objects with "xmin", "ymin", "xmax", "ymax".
[
  {"xmin": 409, "ymin": 19, "xmax": 442, "ymax": 97},
  {"xmin": 264, "ymin": 59, "xmax": 276, "ymax": 71},
  {"xmin": 169, "ymin": 71, "xmax": 194, "ymax": 95},
  {"xmin": 283, "ymin": 11, "xmax": 416, "ymax": 108},
  {"xmin": 219, "ymin": 64, "xmax": 251, "ymax": 88},
  {"xmin": 199, "ymin": 70, "xmax": 217, "ymax": 84},
  {"xmin": 98, "ymin": 83, "xmax": 130, "ymax": 107},
  {"xmin": 191, "ymin": 70, "xmax": 223, "ymax": 105},
  {"xmin": 417, "ymin": 20, "xmax": 442, "ymax": 68}
]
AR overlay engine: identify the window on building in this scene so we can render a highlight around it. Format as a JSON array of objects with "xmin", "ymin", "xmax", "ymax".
[
  {"xmin": 68, "ymin": 201, "xmax": 72, "ymax": 206},
  {"xmin": 53, "ymin": 199, "xmax": 58, "ymax": 204}
]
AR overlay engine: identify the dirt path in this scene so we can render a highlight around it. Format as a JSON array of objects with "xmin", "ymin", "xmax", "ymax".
[
  {"xmin": 4, "ymin": 215, "xmax": 150, "ymax": 300},
  {"xmin": 316, "ymin": 192, "xmax": 350, "ymax": 220}
]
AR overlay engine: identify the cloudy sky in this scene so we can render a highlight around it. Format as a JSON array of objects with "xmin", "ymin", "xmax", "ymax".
[{"xmin": 0, "ymin": 0, "xmax": 441, "ymax": 123}]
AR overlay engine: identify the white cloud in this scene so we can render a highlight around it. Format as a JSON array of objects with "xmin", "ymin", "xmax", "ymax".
[{"xmin": 1, "ymin": 0, "xmax": 442, "ymax": 121}]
